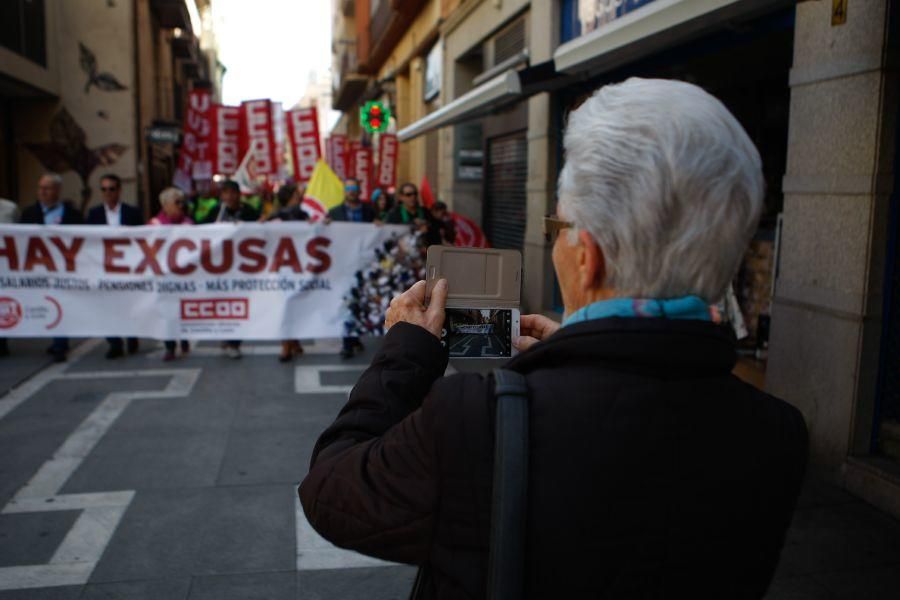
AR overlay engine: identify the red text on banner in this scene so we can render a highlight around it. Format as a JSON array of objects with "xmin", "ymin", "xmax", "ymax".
[{"xmin": 286, "ymin": 107, "xmax": 321, "ymax": 183}]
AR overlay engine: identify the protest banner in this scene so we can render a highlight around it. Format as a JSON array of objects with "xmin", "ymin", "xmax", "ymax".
[
  {"xmin": 286, "ymin": 107, "xmax": 321, "ymax": 184},
  {"xmin": 0, "ymin": 222, "xmax": 404, "ymax": 339},
  {"xmin": 377, "ymin": 134, "xmax": 398, "ymax": 189},
  {"xmin": 330, "ymin": 134, "xmax": 348, "ymax": 181},
  {"xmin": 351, "ymin": 143, "xmax": 372, "ymax": 201},
  {"xmin": 212, "ymin": 105, "xmax": 241, "ymax": 176},
  {"xmin": 240, "ymin": 99, "xmax": 277, "ymax": 175},
  {"xmin": 173, "ymin": 88, "xmax": 213, "ymax": 187}
]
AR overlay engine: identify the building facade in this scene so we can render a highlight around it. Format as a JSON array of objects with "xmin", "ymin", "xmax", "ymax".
[
  {"xmin": 331, "ymin": 0, "xmax": 900, "ymax": 518},
  {"xmin": 0, "ymin": 0, "xmax": 221, "ymax": 217}
]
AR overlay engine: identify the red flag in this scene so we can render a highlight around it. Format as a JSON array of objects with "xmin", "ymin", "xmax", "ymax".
[
  {"xmin": 352, "ymin": 144, "xmax": 372, "ymax": 202},
  {"xmin": 286, "ymin": 107, "xmax": 321, "ymax": 184},
  {"xmin": 420, "ymin": 174, "xmax": 435, "ymax": 209},
  {"xmin": 451, "ymin": 212, "xmax": 489, "ymax": 248},
  {"xmin": 324, "ymin": 136, "xmax": 333, "ymax": 168},
  {"xmin": 211, "ymin": 105, "xmax": 241, "ymax": 175},
  {"xmin": 174, "ymin": 88, "xmax": 213, "ymax": 186},
  {"xmin": 347, "ymin": 140, "xmax": 359, "ymax": 182},
  {"xmin": 240, "ymin": 99, "xmax": 277, "ymax": 175},
  {"xmin": 330, "ymin": 135, "xmax": 348, "ymax": 181},
  {"xmin": 377, "ymin": 134, "xmax": 398, "ymax": 189}
]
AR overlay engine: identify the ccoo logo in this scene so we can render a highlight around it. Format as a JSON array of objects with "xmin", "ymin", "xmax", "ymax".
[{"xmin": 181, "ymin": 298, "xmax": 249, "ymax": 320}]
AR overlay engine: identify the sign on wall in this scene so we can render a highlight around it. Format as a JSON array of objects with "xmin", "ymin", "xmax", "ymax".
[{"xmin": 424, "ymin": 42, "xmax": 441, "ymax": 102}]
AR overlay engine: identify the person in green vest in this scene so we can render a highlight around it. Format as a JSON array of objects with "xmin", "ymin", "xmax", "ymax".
[{"xmin": 386, "ymin": 182, "xmax": 429, "ymax": 235}]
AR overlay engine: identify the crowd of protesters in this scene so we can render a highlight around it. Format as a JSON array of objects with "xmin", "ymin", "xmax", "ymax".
[{"xmin": 2, "ymin": 169, "xmax": 455, "ymax": 364}]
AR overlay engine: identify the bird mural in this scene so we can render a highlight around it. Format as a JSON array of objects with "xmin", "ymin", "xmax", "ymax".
[
  {"xmin": 25, "ymin": 107, "xmax": 128, "ymax": 213},
  {"xmin": 79, "ymin": 42, "xmax": 128, "ymax": 94}
]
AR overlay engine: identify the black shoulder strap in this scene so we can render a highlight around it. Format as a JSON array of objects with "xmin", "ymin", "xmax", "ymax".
[{"xmin": 487, "ymin": 368, "xmax": 529, "ymax": 600}]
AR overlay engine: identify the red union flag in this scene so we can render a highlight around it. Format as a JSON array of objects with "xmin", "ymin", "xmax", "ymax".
[
  {"xmin": 377, "ymin": 134, "xmax": 398, "ymax": 189},
  {"xmin": 451, "ymin": 212, "xmax": 489, "ymax": 248},
  {"xmin": 330, "ymin": 135, "xmax": 348, "ymax": 181},
  {"xmin": 286, "ymin": 107, "xmax": 321, "ymax": 183},
  {"xmin": 353, "ymin": 144, "xmax": 372, "ymax": 202},
  {"xmin": 325, "ymin": 136, "xmax": 334, "ymax": 170},
  {"xmin": 174, "ymin": 88, "xmax": 213, "ymax": 186},
  {"xmin": 211, "ymin": 105, "xmax": 241, "ymax": 175},
  {"xmin": 240, "ymin": 99, "xmax": 277, "ymax": 175}
]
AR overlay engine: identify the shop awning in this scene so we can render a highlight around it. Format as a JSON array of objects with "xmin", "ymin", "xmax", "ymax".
[
  {"xmin": 553, "ymin": 0, "xmax": 789, "ymax": 75},
  {"xmin": 397, "ymin": 70, "xmax": 522, "ymax": 142}
]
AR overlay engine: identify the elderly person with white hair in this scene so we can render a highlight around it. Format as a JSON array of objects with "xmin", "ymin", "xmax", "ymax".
[
  {"xmin": 20, "ymin": 173, "xmax": 84, "ymax": 361},
  {"xmin": 299, "ymin": 78, "xmax": 808, "ymax": 599},
  {"xmin": 150, "ymin": 187, "xmax": 193, "ymax": 360}
]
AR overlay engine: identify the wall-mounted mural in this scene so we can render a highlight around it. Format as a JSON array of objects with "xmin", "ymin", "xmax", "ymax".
[
  {"xmin": 25, "ymin": 108, "xmax": 128, "ymax": 211},
  {"xmin": 79, "ymin": 43, "xmax": 128, "ymax": 93}
]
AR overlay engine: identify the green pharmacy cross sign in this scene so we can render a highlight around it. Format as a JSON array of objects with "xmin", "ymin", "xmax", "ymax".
[{"xmin": 361, "ymin": 101, "xmax": 391, "ymax": 134}]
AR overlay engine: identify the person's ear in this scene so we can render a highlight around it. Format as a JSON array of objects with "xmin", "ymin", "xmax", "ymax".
[{"xmin": 579, "ymin": 229, "xmax": 606, "ymax": 289}]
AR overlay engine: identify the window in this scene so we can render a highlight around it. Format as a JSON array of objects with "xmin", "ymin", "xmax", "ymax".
[{"xmin": 0, "ymin": 0, "xmax": 47, "ymax": 67}]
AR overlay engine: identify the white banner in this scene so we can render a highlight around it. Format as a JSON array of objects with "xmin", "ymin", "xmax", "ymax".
[{"xmin": 0, "ymin": 223, "xmax": 404, "ymax": 339}]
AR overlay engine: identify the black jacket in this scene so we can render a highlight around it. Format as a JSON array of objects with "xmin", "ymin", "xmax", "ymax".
[
  {"xmin": 19, "ymin": 202, "xmax": 84, "ymax": 225},
  {"xmin": 385, "ymin": 204, "xmax": 426, "ymax": 225},
  {"xmin": 327, "ymin": 202, "xmax": 375, "ymax": 223},
  {"xmin": 86, "ymin": 203, "xmax": 144, "ymax": 225},
  {"xmin": 299, "ymin": 318, "xmax": 808, "ymax": 599}
]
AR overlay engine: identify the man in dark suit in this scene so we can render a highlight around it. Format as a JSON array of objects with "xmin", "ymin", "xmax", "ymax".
[
  {"xmin": 87, "ymin": 174, "xmax": 144, "ymax": 359},
  {"xmin": 19, "ymin": 173, "xmax": 84, "ymax": 362},
  {"xmin": 327, "ymin": 178, "xmax": 375, "ymax": 358},
  {"xmin": 326, "ymin": 177, "xmax": 376, "ymax": 224}
]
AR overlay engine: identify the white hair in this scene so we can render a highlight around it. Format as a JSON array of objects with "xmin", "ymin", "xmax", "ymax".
[
  {"xmin": 159, "ymin": 186, "xmax": 185, "ymax": 207},
  {"xmin": 40, "ymin": 173, "xmax": 63, "ymax": 187},
  {"xmin": 557, "ymin": 77, "xmax": 764, "ymax": 302}
]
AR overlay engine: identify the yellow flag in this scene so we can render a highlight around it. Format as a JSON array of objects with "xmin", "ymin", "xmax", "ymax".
[{"xmin": 302, "ymin": 160, "xmax": 345, "ymax": 220}]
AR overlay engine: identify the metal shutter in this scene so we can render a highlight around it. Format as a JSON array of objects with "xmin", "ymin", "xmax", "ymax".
[
  {"xmin": 485, "ymin": 132, "xmax": 527, "ymax": 251},
  {"xmin": 493, "ymin": 17, "xmax": 525, "ymax": 66}
]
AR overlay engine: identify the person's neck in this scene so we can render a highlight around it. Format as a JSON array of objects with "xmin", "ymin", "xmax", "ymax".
[
  {"xmin": 403, "ymin": 203, "xmax": 418, "ymax": 213},
  {"xmin": 565, "ymin": 287, "xmax": 619, "ymax": 318},
  {"xmin": 105, "ymin": 200, "xmax": 119, "ymax": 210},
  {"xmin": 41, "ymin": 199, "xmax": 59, "ymax": 209},
  {"xmin": 346, "ymin": 200, "xmax": 361, "ymax": 209}
]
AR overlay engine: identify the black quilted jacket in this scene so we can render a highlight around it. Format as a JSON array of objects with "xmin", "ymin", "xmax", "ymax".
[{"xmin": 299, "ymin": 318, "xmax": 808, "ymax": 599}]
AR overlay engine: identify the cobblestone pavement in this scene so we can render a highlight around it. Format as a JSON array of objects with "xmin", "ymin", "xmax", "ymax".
[{"xmin": 0, "ymin": 338, "xmax": 898, "ymax": 599}]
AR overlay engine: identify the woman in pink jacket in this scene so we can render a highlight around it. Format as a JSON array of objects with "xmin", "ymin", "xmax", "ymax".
[{"xmin": 150, "ymin": 187, "xmax": 194, "ymax": 360}]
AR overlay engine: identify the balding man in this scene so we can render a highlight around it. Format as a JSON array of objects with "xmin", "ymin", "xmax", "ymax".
[{"xmin": 20, "ymin": 173, "xmax": 83, "ymax": 361}]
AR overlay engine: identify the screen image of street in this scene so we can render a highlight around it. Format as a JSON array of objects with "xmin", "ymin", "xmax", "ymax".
[{"xmin": 444, "ymin": 308, "xmax": 512, "ymax": 358}]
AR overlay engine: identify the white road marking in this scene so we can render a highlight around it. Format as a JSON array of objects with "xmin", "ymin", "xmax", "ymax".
[
  {"xmin": 294, "ymin": 365, "xmax": 361, "ymax": 395},
  {"xmin": 0, "ymin": 339, "xmax": 101, "ymax": 421},
  {"xmin": 295, "ymin": 494, "xmax": 396, "ymax": 570},
  {"xmin": 0, "ymin": 351, "xmax": 201, "ymax": 591}
]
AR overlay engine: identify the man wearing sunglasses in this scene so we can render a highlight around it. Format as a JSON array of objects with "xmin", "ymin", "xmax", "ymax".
[
  {"xmin": 327, "ymin": 177, "xmax": 375, "ymax": 358},
  {"xmin": 87, "ymin": 173, "xmax": 144, "ymax": 359},
  {"xmin": 326, "ymin": 177, "xmax": 376, "ymax": 224}
]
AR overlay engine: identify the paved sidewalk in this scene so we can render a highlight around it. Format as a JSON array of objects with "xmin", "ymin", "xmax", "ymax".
[{"xmin": 0, "ymin": 337, "xmax": 898, "ymax": 599}]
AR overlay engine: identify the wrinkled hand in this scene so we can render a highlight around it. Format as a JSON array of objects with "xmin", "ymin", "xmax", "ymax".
[
  {"xmin": 384, "ymin": 279, "xmax": 448, "ymax": 339},
  {"xmin": 513, "ymin": 314, "xmax": 560, "ymax": 352}
]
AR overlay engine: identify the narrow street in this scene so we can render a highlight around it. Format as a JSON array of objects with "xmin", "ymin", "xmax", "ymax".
[
  {"xmin": 0, "ymin": 339, "xmax": 415, "ymax": 599},
  {"xmin": 0, "ymin": 339, "xmax": 898, "ymax": 599}
]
